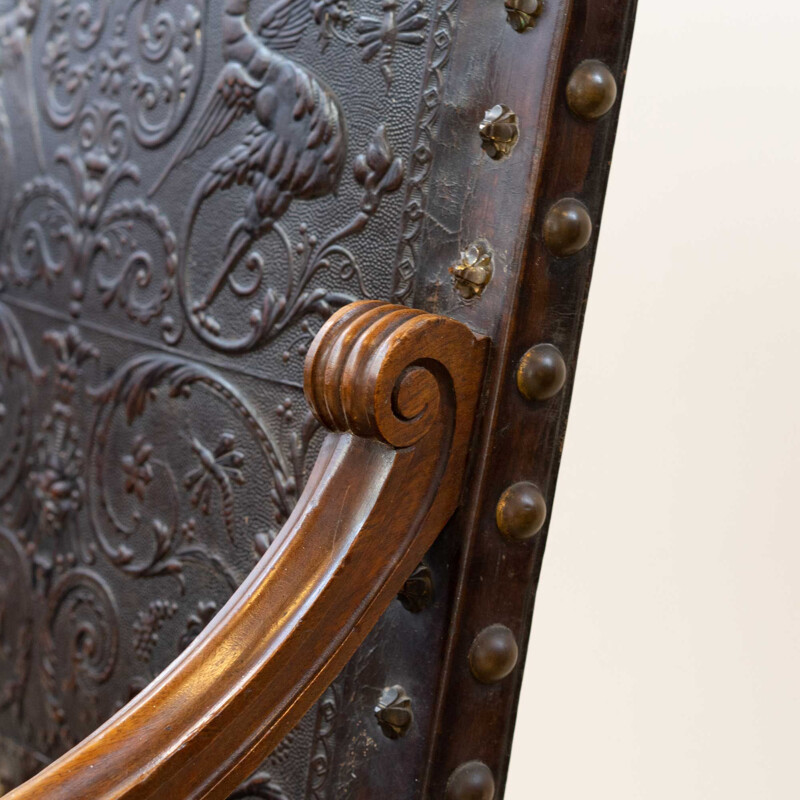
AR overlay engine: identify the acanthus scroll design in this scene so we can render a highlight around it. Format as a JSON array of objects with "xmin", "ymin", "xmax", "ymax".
[
  {"xmin": 41, "ymin": 0, "xmax": 110, "ymax": 130},
  {"xmin": 0, "ymin": 302, "xmax": 43, "ymax": 724},
  {"xmin": 304, "ymin": 684, "xmax": 339, "ymax": 799},
  {"xmin": 0, "ymin": 319, "xmax": 120, "ymax": 750},
  {"xmin": 28, "ymin": 327, "xmax": 99, "ymax": 562},
  {"xmin": 3, "ymin": 0, "xmax": 440, "ymax": 345},
  {"xmin": 0, "ymin": 0, "xmax": 464, "ymax": 790},
  {"xmin": 148, "ymin": 0, "xmax": 359, "ymax": 353},
  {"xmin": 103, "ymin": 0, "xmax": 206, "ymax": 147}
]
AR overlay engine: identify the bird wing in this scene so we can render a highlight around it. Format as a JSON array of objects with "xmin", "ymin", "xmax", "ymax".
[
  {"xmin": 256, "ymin": 0, "xmax": 312, "ymax": 51},
  {"xmin": 149, "ymin": 63, "xmax": 262, "ymax": 195}
]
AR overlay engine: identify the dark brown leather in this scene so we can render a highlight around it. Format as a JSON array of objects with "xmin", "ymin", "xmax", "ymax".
[{"xmin": 0, "ymin": 0, "xmax": 636, "ymax": 796}]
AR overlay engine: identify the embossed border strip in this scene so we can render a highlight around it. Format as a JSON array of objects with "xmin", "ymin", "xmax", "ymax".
[{"xmin": 391, "ymin": 0, "xmax": 462, "ymax": 304}]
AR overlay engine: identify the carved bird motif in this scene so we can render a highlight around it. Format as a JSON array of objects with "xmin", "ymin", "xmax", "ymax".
[{"xmin": 151, "ymin": 0, "xmax": 346, "ymax": 313}]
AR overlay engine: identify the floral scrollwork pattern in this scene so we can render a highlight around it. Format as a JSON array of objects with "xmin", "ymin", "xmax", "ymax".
[
  {"xmin": 42, "ymin": 0, "xmax": 110, "ymax": 130},
  {"xmin": 86, "ymin": 351, "xmax": 312, "ymax": 586},
  {"xmin": 2, "ymin": 101, "xmax": 177, "ymax": 328},
  {"xmin": 42, "ymin": 0, "xmax": 206, "ymax": 147}
]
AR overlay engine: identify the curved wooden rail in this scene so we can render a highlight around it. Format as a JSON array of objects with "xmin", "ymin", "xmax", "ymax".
[{"xmin": 7, "ymin": 300, "xmax": 488, "ymax": 800}]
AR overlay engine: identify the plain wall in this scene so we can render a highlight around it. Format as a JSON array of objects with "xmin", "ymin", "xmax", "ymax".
[{"xmin": 506, "ymin": 0, "xmax": 800, "ymax": 797}]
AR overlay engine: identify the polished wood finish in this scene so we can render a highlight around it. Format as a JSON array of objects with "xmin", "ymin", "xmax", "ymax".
[{"xmin": 6, "ymin": 301, "xmax": 488, "ymax": 800}]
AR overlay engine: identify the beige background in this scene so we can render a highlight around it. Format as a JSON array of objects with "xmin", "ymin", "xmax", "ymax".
[{"xmin": 506, "ymin": 1, "xmax": 800, "ymax": 797}]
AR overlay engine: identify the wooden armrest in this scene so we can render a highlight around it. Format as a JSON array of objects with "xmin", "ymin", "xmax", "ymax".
[{"xmin": 7, "ymin": 301, "xmax": 488, "ymax": 800}]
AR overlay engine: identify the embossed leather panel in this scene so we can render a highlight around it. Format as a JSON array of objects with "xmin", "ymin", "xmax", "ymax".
[{"xmin": 0, "ymin": 0, "xmax": 454, "ymax": 793}]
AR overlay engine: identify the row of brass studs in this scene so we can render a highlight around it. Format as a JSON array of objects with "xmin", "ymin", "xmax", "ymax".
[
  {"xmin": 378, "ymin": 18, "xmax": 620, "ymax": 796},
  {"xmin": 446, "ymin": 44, "xmax": 619, "ymax": 800}
]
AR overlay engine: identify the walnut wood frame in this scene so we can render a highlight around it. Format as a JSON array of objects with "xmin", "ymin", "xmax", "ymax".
[{"xmin": 6, "ymin": 301, "xmax": 488, "ymax": 800}]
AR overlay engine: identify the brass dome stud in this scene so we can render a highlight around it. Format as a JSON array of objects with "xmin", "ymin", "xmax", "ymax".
[
  {"xmin": 566, "ymin": 59, "xmax": 618, "ymax": 121},
  {"xmin": 496, "ymin": 481, "xmax": 547, "ymax": 541},
  {"xmin": 446, "ymin": 761, "xmax": 496, "ymax": 800},
  {"xmin": 469, "ymin": 624, "xmax": 519, "ymax": 684},
  {"xmin": 517, "ymin": 343, "xmax": 567, "ymax": 401},
  {"xmin": 543, "ymin": 198, "xmax": 592, "ymax": 257}
]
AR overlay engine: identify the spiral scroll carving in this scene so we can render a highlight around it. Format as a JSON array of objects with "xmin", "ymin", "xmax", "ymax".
[{"xmin": 304, "ymin": 300, "xmax": 483, "ymax": 449}]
